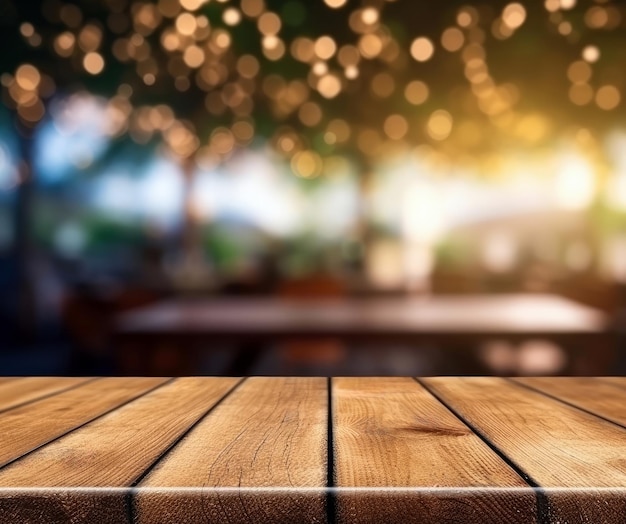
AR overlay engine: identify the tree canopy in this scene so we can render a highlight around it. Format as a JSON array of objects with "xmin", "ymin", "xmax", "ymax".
[{"xmin": 2, "ymin": 0, "xmax": 626, "ymax": 176}]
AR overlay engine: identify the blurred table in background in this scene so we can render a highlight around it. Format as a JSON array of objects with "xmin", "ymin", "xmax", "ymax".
[{"xmin": 114, "ymin": 294, "xmax": 613, "ymax": 375}]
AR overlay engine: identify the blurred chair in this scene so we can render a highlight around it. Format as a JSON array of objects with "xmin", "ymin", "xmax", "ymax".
[
  {"xmin": 276, "ymin": 273, "xmax": 347, "ymax": 374},
  {"xmin": 62, "ymin": 286, "xmax": 164, "ymax": 375}
]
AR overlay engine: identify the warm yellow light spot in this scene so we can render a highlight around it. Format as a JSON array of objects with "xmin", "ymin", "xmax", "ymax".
[
  {"xmin": 9, "ymin": 83, "xmax": 37, "ymax": 106},
  {"xmin": 161, "ymin": 30, "xmax": 181, "ymax": 51},
  {"xmin": 183, "ymin": 45, "xmax": 205, "ymax": 68},
  {"xmin": 569, "ymin": 83, "xmax": 593, "ymax": 106},
  {"xmin": 410, "ymin": 37, "xmax": 434, "ymax": 62},
  {"xmin": 596, "ymin": 85, "xmax": 621, "ymax": 110},
  {"xmin": 223, "ymin": 8, "xmax": 242, "ymax": 25},
  {"xmin": 232, "ymin": 120, "xmax": 255, "ymax": 142},
  {"xmin": 20, "ymin": 23, "xmax": 35, "ymax": 38},
  {"xmin": 314, "ymin": 36, "xmax": 337, "ymax": 60},
  {"xmin": 262, "ymin": 37, "xmax": 285, "ymax": 60},
  {"xmin": 338, "ymin": 45, "xmax": 360, "ymax": 67},
  {"xmin": 558, "ymin": 22, "xmax": 572, "ymax": 35},
  {"xmin": 384, "ymin": 114, "xmax": 409, "ymax": 140},
  {"xmin": 544, "ymin": 0, "xmax": 560, "ymax": 12},
  {"xmin": 83, "ymin": 53, "xmax": 105, "ymax": 75},
  {"xmin": 345, "ymin": 65, "xmax": 359, "ymax": 79},
  {"xmin": 312, "ymin": 61, "xmax": 328, "ymax": 76},
  {"xmin": 462, "ymin": 43, "xmax": 486, "ymax": 62},
  {"xmin": 261, "ymin": 35, "xmax": 281, "ymax": 52},
  {"xmin": 317, "ymin": 74, "xmax": 342, "ymax": 99},
  {"xmin": 567, "ymin": 61, "xmax": 592, "ymax": 84},
  {"xmin": 15, "ymin": 64, "xmax": 41, "ymax": 91},
  {"xmin": 237, "ymin": 55, "xmax": 260, "ymax": 78},
  {"xmin": 241, "ymin": 0, "xmax": 265, "ymax": 18},
  {"xmin": 404, "ymin": 80, "xmax": 429, "ymax": 105},
  {"xmin": 176, "ymin": 12, "xmax": 197, "ymax": 35},
  {"xmin": 361, "ymin": 7, "xmax": 379, "ymax": 25},
  {"xmin": 54, "ymin": 32, "xmax": 76, "ymax": 57},
  {"xmin": 281, "ymin": 82, "xmax": 305, "ymax": 110},
  {"xmin": 78, "ymin": 25, "xmax": 102, "ymax": 52},
  {"xmin": 278, "ymin": 135, "xmax": 296, "ymax": 153},
  {"xmin": 135, "ymin": 4, "xmax": 161, "ymax": 31},
  {"xmin": 502, "ymin": 3, "xmax": 526, "ymax": 29},
  {"xmin": 582, "ymin": 45, "xmax": 600, "ymax": 63},
  {"xmin": 298, "ymin": 102, "xmax": 322, "ymax": 127},
  {"xmin": 324, "ymin": 0, "xmax": 347, "ymax": 8},
  {"xmin": 291, "ymin": 37, "xmax": 315, "ymax": 62},
  {"xmin": 358, "ymin": 34, "xmax": 383, "ymax": 59},
  {"xmin": 327, "ymin": 119, "xmax": 351, "ymax": 143},
  {"xmin": 166, "ymin": 123, "xmax": 199, "ymax": 158},
  {"xmin": 180, "ymin": 0, "xmax": 206, "ymax": 11},
  {"xmin": 441, "ymin": 27, "xmax": 464, "ymax": 52},
  {"xmin": 560, "ymin": 0, "xmax": 576, "ymax": 10},
  {"xmin": 371, "ymin": 72, "xmax": 395, "ymax": 98},
  {"xmin": 214, "ymin": 30, "xmax": 232, "ymax": 49},
  {"xmin": 210, "ymin": 127, "xmax": 235, "ymax": 155},
  {"xmin": 457, "ymin": 8, "xmax": 477, "ymax": 28},
  {"xmin": 291, "ymin": 150, "xmax": 322, "ymax": 178},
  {"xmin": 258, "ymin": 12, "xmax": 281, "ymax": 35},
  {"xmin": 516, "ymin": 114, "xmax": 550, "ymax": 142},
  {"xmin": 585, "ymin": 7, "xmax": 609, "ymax": 29},
  {"xmin": 427, "ymin": 110, "xmax": 453, "ymax": 140}
]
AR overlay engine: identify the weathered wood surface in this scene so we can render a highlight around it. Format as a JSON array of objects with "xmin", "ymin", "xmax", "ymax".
[
  {"xmin": 136, "ymin": 377, "xmax": 328, "ymax": 523},
  {"xmin": 332, "ymin": 377, "xmax": 534, "ymax": 523},
  {"xmin": 0, "ymin": 377, "xmax": 238, "ymax": 523},
  {"xmin": 0, "ymin": 377, "xmax": 625, "ymax": 523},
  {"xmin": 422, "ymin": 377, "xmax": 626, "ymax": 523},
  {"xmin": 0, "ymin": 377, "xmax": 167, "ymax": 468},
  {"xmin": 513, "ymin": 377, "xmax": 626, "ymax": 427},
  {"xmin": 0, "ymin": 377, "xmax": 91, "ymax": 413}
]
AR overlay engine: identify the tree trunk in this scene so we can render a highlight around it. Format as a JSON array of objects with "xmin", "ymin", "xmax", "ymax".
[
  {"xmin": 14, "ymin": 120, "xmax": 36, "ymax": 341},
  {"xmin": 175, "ymin": 156, "xmax": 212, "ymax": 290}
]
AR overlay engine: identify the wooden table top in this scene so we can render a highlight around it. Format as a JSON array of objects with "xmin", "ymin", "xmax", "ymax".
[
  {"xmin": 115, "ymin": 293, "xmax": 609, "ymax": 341},
  {"xmin": 2, "ymin": 377, "xmax": 626, "ymax": 523}
]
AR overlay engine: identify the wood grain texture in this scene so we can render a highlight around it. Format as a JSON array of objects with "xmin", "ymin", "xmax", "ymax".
[
  {"xmin": 513, "ymin": 377, "xmax": 626, "ymax": 427},
  {"xmin": 596, "ymin": 377, "xmax": 626, "ymax": 390},
  {"xmin": 0, "ymin": 377, "xmax": 238, "ymax": 524},
  {"xmin": 0, "ymin": 377, "xmax": 168, "ymax": 468},
  {"xmin": 136, "ymin": 377, "xmax": 328, "ymax": 524},
  {"xmin": 422, "ymin": 377, "xmax": 626, "ymax": 524},
  {"xmin": 0, "ymin": 377, "xmax": 91, "ymax": 413},
  {"xmin": 333, "ymin": 377, "xmax": 535, "ymax": 524}
]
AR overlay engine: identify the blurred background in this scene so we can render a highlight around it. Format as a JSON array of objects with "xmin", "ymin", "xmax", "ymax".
[{"xmin": 1, "ymin": 0, "xmax": 626, "ymax": 376}]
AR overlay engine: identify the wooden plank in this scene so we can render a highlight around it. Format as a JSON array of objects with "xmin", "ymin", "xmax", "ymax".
[
  {"xmin": 135, "ymin": 377, "xmax": 328, "ymax": 524},
  {"xmin": 333, "ymin": 377, "xmax": 535, "ymax": 524},
  {"xmin": 422, "ymin": 377, "xmax": 626, "ymax": 524},
  {"xmin": 0, "ymin": 377, "xmax": 239, "ymax": 524},
  {"xmin": 513, "ymin": 377, "xmax": 626, "ymax": 427},
  {"xmin": 0, "ymin": 377, "xmax": 169, "ymax": 468},
  {"xmin": 597, "ymin": 377, "xmax": 626, "ymax": 390},
  {"xmin": 0, "ymin": 377, "xmax": 91, "ymax": 412}
]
